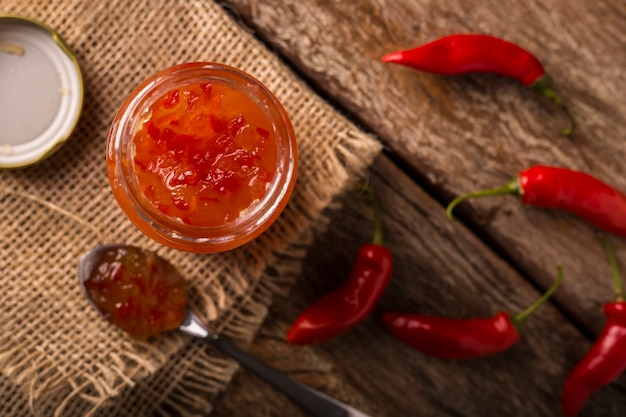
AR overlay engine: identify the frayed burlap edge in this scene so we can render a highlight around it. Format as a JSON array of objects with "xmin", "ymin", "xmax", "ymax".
[
  {"xmin": 0, "ymin": 0, "xmax": 383, "ymax": 415},
  {"xmin": 0, "ymin": 129, "xmax": 380, "ymax": 417}
]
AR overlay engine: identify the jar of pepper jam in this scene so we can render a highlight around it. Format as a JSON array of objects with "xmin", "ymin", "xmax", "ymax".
[{"xmin": 106, "ymin": 62, "xmax": 298, "ymax": 253}]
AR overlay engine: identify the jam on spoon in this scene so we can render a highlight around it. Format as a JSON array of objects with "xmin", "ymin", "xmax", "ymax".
[
  {"xmin": 77, "ymin": 244, "xmax": 371, "ymax": 417},
  {"xmin": 81, "ymin": 245, "xmax": 187, "ymax": 340}
]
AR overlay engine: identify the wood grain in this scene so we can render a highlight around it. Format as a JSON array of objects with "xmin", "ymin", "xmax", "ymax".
[
  {"xmin": 223, "ymin": 0, "xmax": 626, "ymax": 338},
  {"xmin": 212, "ymin": 1, "xmax": 626, "ymax": 416},
  {"xmin": 213, "ymin": 154, "xmax": 626, "ymax": 417}
]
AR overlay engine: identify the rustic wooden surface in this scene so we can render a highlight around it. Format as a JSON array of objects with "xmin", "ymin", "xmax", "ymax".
[{"xmin": 212, "ymin": 1, "xmax": 626, "ymax": 416}]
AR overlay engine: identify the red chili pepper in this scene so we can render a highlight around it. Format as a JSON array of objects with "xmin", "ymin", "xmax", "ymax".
[
  {"xmin": 381, "ymin": 267, "xmax": 562, "ymax": 359},
  {"xmin": 286, "ymin": 184, "xmax": 393, "ymax": 345},
  {"xmin": 382, "ymin": 34, "xmax": 575, "ymax": 135},
  {"xmin": 446, "ymin": 165, "xmax": 626, "ymax": 239},
  {"xmin": 561, "ymin": 239, "xmax": 626, "ymax": 416}
]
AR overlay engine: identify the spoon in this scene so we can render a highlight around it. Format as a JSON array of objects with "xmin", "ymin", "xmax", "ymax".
[{"xmin": 78, "ymin": 244, "xmax": 370, "ymax": 417}]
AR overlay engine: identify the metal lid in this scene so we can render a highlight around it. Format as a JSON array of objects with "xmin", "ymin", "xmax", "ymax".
[{"xmin": 0, "ymin": 15, "xmax": 83, "ymax": 168}]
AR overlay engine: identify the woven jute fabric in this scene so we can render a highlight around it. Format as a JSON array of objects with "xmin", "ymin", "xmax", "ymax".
[{"xmin": 0, "ymin": 1, "xmax": 381, "ymax": 416}]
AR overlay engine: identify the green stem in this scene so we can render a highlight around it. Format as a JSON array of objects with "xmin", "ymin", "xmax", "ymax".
[
  {"xmin": 446, "ymin": 178, "xmax": 520, "ymax": 221},
  {"xmin": 532, "ymin": 77, "xmax": 576, "ymax": 137},
  {"xmin": 601, "ymin": 237, "xmax": 625, "ymax": 301},
  {"xmin": 357, "ymin": 183, "xmax": 383, "ymax": 246},
  {"xmin": 513, "ymin": 266, "xmax": 563, "ymax": 325}
]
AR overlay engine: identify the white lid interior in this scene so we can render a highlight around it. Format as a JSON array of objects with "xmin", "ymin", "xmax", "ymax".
[{"xmin": 0, "ymin": 17, "xmax": 82, "ymax": 167}]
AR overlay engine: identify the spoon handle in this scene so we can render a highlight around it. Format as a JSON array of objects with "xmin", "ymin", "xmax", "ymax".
[{"xmin": 201, "ymin": 333, "xmax": 369, "ymax": 417}]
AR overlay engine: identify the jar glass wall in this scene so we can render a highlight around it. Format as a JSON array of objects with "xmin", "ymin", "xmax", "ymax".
[{"xmin": 107, "ymin": 62, "xmax": 298, "ymax": 253}]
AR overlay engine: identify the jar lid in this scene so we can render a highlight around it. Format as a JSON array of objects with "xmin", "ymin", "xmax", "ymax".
[{"xmin": 0, "ymin": 15, "xmax": 83, "ymax": 168}]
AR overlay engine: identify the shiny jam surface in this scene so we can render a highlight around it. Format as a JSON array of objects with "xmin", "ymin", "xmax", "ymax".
[
  {"xmin": 83, "ymin": 246, "xmax": 187, "ymax": 340},
  {"xmin": 133, "ymin": 82, "xmax": 279, "ymax": 227}
]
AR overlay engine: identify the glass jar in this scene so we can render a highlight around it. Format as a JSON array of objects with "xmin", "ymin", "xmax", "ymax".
[{"xmin": 106, "ymin": 62, "xmax": 298, "ymax": 253}]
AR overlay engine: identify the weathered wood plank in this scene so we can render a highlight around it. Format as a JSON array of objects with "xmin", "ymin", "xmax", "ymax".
[
  {"xmin": 213, "ymin": 154, "xmax": 626, "ymax": 417},
  {"xmin": 223, "ymin": 0, "xmax": 626, "ymax": 338}
]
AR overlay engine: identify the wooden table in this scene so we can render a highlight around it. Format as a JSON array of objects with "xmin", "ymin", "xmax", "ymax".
[{"xmin": 211, "ymin": 1, "xmax": 626, "ymax": 416}]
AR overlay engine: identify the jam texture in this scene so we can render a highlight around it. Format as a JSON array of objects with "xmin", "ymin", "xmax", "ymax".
[
  {"xmin": 133, "ymin": 82, "xmax": 278, "ymax": 227},
  {"xmin": 83, "ymin": 246, "xmax": 187, "ymax": 340}
]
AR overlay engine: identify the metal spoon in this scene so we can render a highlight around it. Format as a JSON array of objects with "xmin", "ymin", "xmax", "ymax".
[{"xmin": 78, "ymin": 244, "xmax": 370, "ymax": 417}]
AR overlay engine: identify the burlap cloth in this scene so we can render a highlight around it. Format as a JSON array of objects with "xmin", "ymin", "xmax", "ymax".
[{"xmin": 0, "ymin": 1, "xmax": 381, "ymax": 416}]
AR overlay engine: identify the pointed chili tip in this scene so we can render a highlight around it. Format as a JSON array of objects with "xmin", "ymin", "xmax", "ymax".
[
  {"xmin": 380, "ymin": 311, "xmax": 397, "ymax": 326},
  {"xmin": 562, "ymin": 375, "xmax": 590, "ymax": 417},
  {"xmin": 381, "ymin": 51, "xmax": 404, "ymax": 64},
  {"xmin": 285, "ymin": 325, "xmax": 301, "ymax": 344},
  {"xmin": 285, "ymin": 319, "xmax": 320, "ymax": 345}
]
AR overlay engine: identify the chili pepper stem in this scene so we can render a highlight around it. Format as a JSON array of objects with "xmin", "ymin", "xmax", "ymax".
[
  {"xmin": 446, "ymin": 178, "xmax": 520, "ymax": 220},
  {"xmin": 357, "ymin": 183, "xmax": 384, "ymax": 246},
  {"xmin": 512, "ymin": 266, "xmax": 563, "ymax": 326},
  {"xmin": 532, "ymin": 77, "xmax": 576, "ymax": 137},
  {"xmin": 601, "ymin": 237, "xmax": 625, "ymax": 302}
]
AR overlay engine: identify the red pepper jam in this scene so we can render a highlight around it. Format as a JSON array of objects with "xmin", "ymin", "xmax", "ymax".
[
  {"xmin": 132, "ymin": 82, "xmax": 279, "ymax": 227},
  {"xmin": 83, "ymin": 246, "xmax": 187, "ymax": 340}
]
